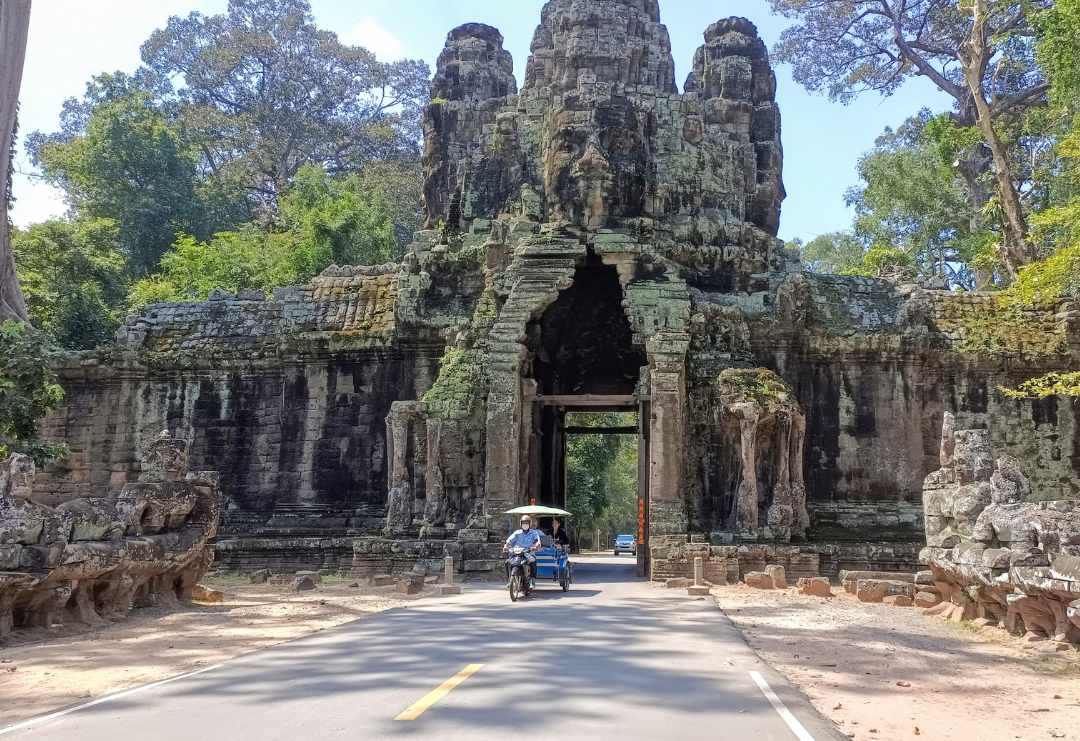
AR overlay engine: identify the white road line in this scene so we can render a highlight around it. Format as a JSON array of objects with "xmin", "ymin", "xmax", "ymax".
[
  {"xmin": 0, "ymin": 663, "xmax": 224, "ymax": 737},
  {"xmin": 749, "ymin": 670, "xmax": 817, "ymax": 741}
]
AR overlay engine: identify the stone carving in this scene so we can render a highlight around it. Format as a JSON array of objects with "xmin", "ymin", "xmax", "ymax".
[
  {"xmin": 710, "ymin": 369, "xmax": 808, "ymax": 541},
  {"xmin": 0, "ymin": 436, "xmax": 220, "ymax": 639},
  {"xmin": 921, "ymin": 416, "xmax": 1080, "ymax": 646}
]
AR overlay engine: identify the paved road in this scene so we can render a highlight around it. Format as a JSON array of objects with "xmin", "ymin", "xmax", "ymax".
[{"xmin": 3, "ymin": 556, "xmax": 843, "ymax": 740}]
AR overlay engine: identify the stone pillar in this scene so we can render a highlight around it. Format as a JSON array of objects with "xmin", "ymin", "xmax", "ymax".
[
  {"xmin": 647, "ymin": 332, "xmax": 690, "ymax": 536},
  {"xmin": 733, "ymin": 402, "xmax": 760, "ymax": 534},
  {"xmin": 439, "ymin": 555, "xmax": 462, "ymax": 595},
  {"xmin": 688, "ymin": 556, "xmax": 710, "ymax": 596}
]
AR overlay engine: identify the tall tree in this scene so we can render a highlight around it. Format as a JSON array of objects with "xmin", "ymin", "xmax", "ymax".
[
  {"xmin": 140, "ymin": 0, "xmax": 429, "ymax": 211},
  {"xmin": 32, "ymin": 91, "xmax": 229, "ymax": 276},
  {"xmin": 771, "ymin": 0, "xmax": 1049, "ymax": 277},
  {"xmin": 0, "ymin": 0, "xmax": 30, "ymax": 323}
]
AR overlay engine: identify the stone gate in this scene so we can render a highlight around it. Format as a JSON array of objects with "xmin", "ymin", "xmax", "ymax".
[{"xmin": 30, "ymin": 0, "xmax": 1080, "ymax": 580}]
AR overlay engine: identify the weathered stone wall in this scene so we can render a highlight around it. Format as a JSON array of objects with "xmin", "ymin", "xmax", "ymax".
[{"xmin": 920, "ymin": 413, "xmax": 1080, "ymax": 647}]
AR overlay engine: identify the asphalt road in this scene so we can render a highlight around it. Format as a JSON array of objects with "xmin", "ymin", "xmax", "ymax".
[{"xmin": 3, "ymin": 556, "xmax": 844, "ymax": 740}]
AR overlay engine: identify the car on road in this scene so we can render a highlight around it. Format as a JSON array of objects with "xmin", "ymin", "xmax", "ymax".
[{"xmin": 614, "ymin": 534, "xmax": 636, "ymax": 556}]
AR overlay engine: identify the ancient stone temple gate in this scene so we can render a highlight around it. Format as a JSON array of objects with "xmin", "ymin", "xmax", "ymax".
[{"xmin": 30, "ymin": 0, "xmax": 1080, "ymax": 581}]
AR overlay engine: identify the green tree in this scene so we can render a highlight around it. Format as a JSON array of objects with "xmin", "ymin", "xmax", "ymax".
[
  {"xmin": 565, "ymin": 413, "xmax": 638, "ymax": 537},
  {"xmin": 32, "ymin": 91, "xmax": 227, "ymax": 276},
  {"xmin": 847, "ymin": 113, "xmax": 996, "ymax": 287},
  {"xmin": 771, "ymin": 0, "xmax": 1050, "ymax": 277},
  {"xmin": 12, "ymin": 219, "xmax": 128, "ymax": 349},
  {"xmin": 127, "ymin": 227, "xmax": 296, "ymax": 310},
  {"xmin": 279, "ymin": 164, "xmax": 401, "ymax": 267},
  {"xmin": 128, "ymin": 165, "xmax": 400, "ymax": 309},
  {"xmin": 800, "ymin": 232, "xmax": 867, "ymax": 275},
  {"xmin": 0, "ymin": 321, "xmax": 65, "ymax": 464},
  {"xmin": 140, "ymin": 0, "xmax": 429, "ymax": 209}
]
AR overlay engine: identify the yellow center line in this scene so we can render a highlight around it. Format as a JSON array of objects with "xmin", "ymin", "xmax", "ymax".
[{"xmin": 394, "ymin": 664, "xmax": 485, "ymax": 721}]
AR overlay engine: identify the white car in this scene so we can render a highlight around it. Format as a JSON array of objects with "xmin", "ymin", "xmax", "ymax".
[{"xmin": 613, "ymin": 534, "xmax": 637, "ymax": 555}]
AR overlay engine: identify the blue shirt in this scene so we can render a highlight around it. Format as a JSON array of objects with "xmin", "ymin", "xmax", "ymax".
[{"xmin": 505, "ymin": 528, "xmax": 542, "ymax": 550}]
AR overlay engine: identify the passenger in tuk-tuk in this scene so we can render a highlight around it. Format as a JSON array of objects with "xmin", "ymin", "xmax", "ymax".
[{"xmin": 550, "ymin": 518, "xmax": 570, "ymax": 549}]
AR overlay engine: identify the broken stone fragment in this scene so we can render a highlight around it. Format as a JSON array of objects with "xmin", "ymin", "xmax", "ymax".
[
  {"xmin": 914, "ymin": 591, "xmax": 942, "ymax": 609},
  {"xmin": 796, "ymin": 577, "xmax": 832, "ymax": 598},
  {"xmin": 856, "ymin": 579, "xmax": 915, "ymax": 604},
  {"xmin": 764, "ymin": 565, "xmax": 787, "ymax": 589},
  {"xmin": 191, "ymin": 585, "xmax": 224, "ymax": 603},
  {"xmin": 292, "ymin": 575, "xmax": 318, "ymax": 592},
  {"xmin": 743, "ymin": 572, "xmax": 773, "ymax": 590}
]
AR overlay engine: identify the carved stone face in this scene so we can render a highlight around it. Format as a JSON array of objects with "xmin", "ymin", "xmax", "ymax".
[
  {"xmin": 141, "ymin": 435, "xmax": 190, "ymax": 483},
  {"xmin": 543, "ymin": 98, "xmax": 650, "ymax": 229},
  {"xmin": 2, "ymin": 453, "xmax": 36, "ymax": 502}
]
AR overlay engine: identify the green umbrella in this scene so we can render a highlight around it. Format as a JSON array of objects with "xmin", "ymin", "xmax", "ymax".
[{"xmin": 504, "ymin": 505, "xmax": 572, "ymax": 518}]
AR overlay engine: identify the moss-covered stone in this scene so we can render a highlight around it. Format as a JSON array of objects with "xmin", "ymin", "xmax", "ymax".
[{"xmin": 1000, "ymin": 371, "xmax": 1080, "ymax": 399}]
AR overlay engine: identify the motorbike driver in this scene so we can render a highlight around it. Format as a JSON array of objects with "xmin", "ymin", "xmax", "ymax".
[{"xmin": 503, "ymin": 515, "xmax": 543, "ymax": 587}]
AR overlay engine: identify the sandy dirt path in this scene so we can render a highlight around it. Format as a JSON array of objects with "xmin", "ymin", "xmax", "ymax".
[
  {"xmin": 0, "ymin": 576, "xmax": 425, "ymax": 728},
  {"xmin": 713, "ymin": 584, "xmax": 1080, "ymax": 741}
]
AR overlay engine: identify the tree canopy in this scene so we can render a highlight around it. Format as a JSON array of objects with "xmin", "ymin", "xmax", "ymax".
[{"xmin": 772, "ymin": 0, "xmax": 1051, "ymax": 275}]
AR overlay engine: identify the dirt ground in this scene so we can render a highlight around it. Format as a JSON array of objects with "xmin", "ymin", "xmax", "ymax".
[
  {"xmin": 714, "ymin": 584, "xmax": 1080, "ymax": 741},
  {"xmin": 0, "ymin": 575, "xmax": 425, "ymax": 728}
]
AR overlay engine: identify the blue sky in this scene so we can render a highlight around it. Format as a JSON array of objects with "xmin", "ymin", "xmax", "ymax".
[{"xmin": 12, "ymin": 0, "xmax": 951, "ymax": 242}]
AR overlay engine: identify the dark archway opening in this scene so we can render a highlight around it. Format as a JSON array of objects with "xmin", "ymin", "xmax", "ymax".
[
  {"xmin": 526, "ymin": 257, "xmax": 645, "ymax": 397},
  {"xmin": 523, "ymin": 256, "xmax": 648, "ymax": 575}
]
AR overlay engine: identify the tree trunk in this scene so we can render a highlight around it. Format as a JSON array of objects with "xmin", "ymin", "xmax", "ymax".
[
  {"xmin": 0, "ymin": 0, "xmax": 31, "ymax": 323},
  {"xmin": 962, "ymin": 0, "xmax": 1034, "ymax": 281}
]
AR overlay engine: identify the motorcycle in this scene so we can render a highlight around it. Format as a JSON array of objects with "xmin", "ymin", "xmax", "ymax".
[{"xmin": 506, "ymin": 546, "xmax": 534, "ymax": 602}]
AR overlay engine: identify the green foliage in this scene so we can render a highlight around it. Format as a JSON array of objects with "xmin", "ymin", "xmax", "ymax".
[
  {"xmin": 565, "ymin": 413, "xmax": 638, "ymax": 535},
  {"xmin": 999, "ymin": 240, "xmax": 1080, "ymax": 306},
  {"xmin": 800, "ymin": 232, "xmax": 866, "ymax": 274},
  {"xmin": 279, "ymin": 164, "xmax": 401, "ymax": 267},
  {"xmin": 716, "ymin": 369, "xmax": 795, "ymax": 410},
  {"xmin": 0, "ymin": 322, "xmax": 66, "ymax": 464},
  {"xmin": 1000, "ymin": 372, "xmax": 1080, "ymax": 399},
  {"xmin": 127, "ymin": 228, "xmax": 297, "ymax": 309},
  {"xmin": 139, "ymin": 0, "xmax": 429, "ymax": 207},
  {"xmin": 33, "ymin": 91, "xmax": 227, "ymax": 276},
  {"xmin": 421, "ymin": 348, "xmax": 487, "ymax": 419},
  {"xmin": 127, "ymin": 166, "xmax": 401, "ymax": 310},
  {"xmin": 1036, "ymin": 0, "xmax": 1080, "ymax": 106},
  {"xmin": 12, "ymin": 219, "xmax": 129, "ymax": 350}
]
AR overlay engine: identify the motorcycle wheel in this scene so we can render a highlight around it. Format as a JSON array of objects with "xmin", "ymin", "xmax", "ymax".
[{"xmin": 509, "ymin": 569, "xmax": 523, "ymax": 602}]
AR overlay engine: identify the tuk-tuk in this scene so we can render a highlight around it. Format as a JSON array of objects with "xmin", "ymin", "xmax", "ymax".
[{"xmin": 504, "ymin": 505, "xmax": 574, "ymax": 600}]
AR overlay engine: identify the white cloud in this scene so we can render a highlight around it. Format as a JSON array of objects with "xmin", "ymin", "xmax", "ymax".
[{"xmin": 345, "ymin": 17, "xmax": 404, "ymax": 61}]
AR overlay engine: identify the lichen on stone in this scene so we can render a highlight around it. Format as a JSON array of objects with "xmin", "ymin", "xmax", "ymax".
[
  {"xmin": 421, "ymin": 347, "xmax": 487, "ymax": 419},
  {"xmin": 1000, "ymin": 371, "xmax": 1080, "ymax": 399}
]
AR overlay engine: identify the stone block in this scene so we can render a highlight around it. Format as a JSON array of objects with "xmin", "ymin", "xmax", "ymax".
[
  {"xmin": 915, "ymin": 591, "xmax": 943, "ymax": 608},
  {"xmin": 687, "ymin": 585, "xmax": 711, "ymax": 596},
  {"xmin": 857, "ymin": 579, "xmax": 915, "ymax": 603},
  {"xmin": 665, "ymin": 577, "xmax": 691, "ymax": 589},
  {"xmin": 796, "ymin": 577, "xmax": 832, "ymax": 598},
  {"xmin": 396, "ymin": 576, "xmax": 424, "ymax": 595},
  {"xmin": 249, "ymin": 569, "xmax": 271, "ymax": 584},
  {"xmin": 191, "ymin": 585, "xmax": 224, "ymax": 603},
  {"xmin": 744, "ymin": 572, "xmax": 773, "ymax": 590},
  {"xmin": 439, "ymin": 584, "xmax": 463, "ymax": 596},
  {"xmin": 765, "ymin": 565, "xmax": 787, "ymax": 589},
  {"xmin": 884, "ymin": 594, "xmax": 914, "ymax": 607},
  {"xmin": 370, "ymin": 574, "xmax": 395, "ymax": 587},
  {"xmin": 295, "ymin": 570, "xmax": 322, "ymax": 585},
  {"xmin": 293, "ymin": 575, "xmax": 318, "ymax": 592}
]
